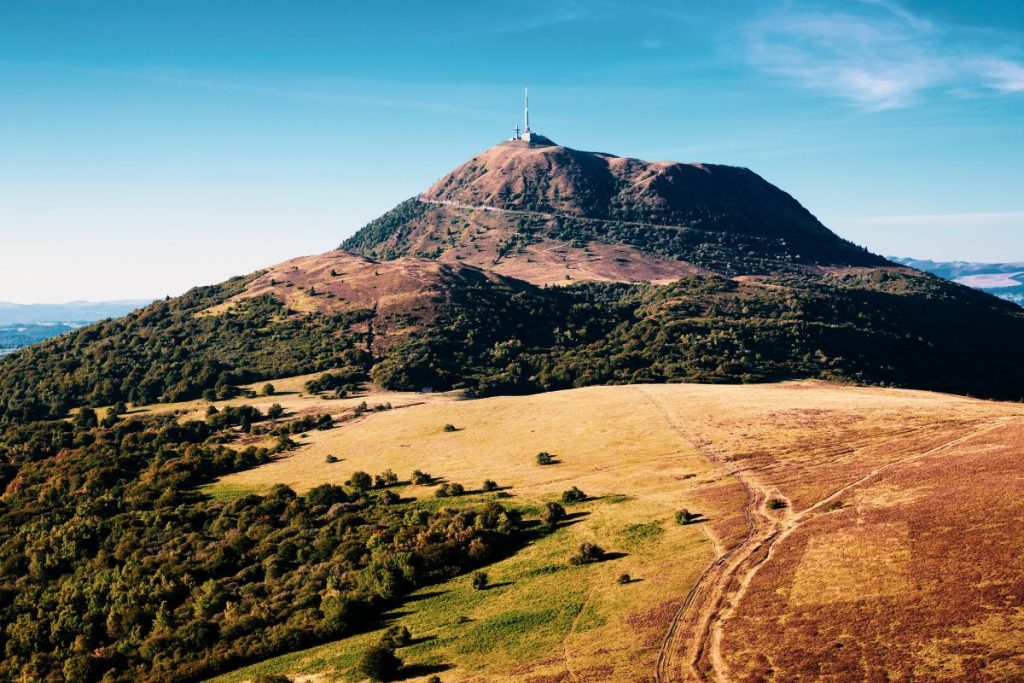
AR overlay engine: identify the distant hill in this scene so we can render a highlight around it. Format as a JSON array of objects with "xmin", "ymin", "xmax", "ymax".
[
  {"xmin": 892, "ymin": 257, "xmax": 1024, "ymax": 306},
  {"xmin": 0, "ymin": 299, "xmax": 151, "ymax": 325},
  {"xmin": 0, "ymin": 300, "xmax": 153, "ymax": 354}
]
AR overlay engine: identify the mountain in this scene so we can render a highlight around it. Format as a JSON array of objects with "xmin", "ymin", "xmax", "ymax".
[
  {"xmin": 3, "ymin": 140, "xmax": 1024, "ymax": 422},
  {"xmin": 0, "ymin": 299, "xmax": 151, "ymax": 325},
  {"xmin": 892, "ymin": 257, "xmax": 1024, "ymax": 306},
  {"xmin": 343, "ymin": 140, "xmax": 884, "ymax": 282}
]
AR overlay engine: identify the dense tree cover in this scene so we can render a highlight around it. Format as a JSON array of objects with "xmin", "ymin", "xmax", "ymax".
[
  {"xmin": 0, "ymin": 413, "xmax": 523, "ymax": 681},
  {"xmin": 372, "ymin": 270, "xmax": 1024, "ymax": 401},
  {"xmin": 0, "ymin": 278, "xmax": 370, "ymax": 423}
]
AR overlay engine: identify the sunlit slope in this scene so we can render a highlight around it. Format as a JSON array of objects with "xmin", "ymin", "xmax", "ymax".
[{"xmin": 208, "ymin": 381, "xmax": 1024, "ymax": 683}]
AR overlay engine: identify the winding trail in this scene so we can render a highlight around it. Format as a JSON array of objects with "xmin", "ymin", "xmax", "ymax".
[{"xmin": 642, "ymin": 384, "xmax": 1020, "ymax": 683}]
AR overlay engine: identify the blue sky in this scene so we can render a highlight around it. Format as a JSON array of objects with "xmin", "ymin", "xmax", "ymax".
[{"xmin": 1, "ymin": 0, "xmax": 1023, "ymax": 302}]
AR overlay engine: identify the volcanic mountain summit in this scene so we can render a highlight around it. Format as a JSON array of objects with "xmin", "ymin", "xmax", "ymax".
[{"xmin": 342, "ymin": 141, "xmax": 887, "ymax": 284}]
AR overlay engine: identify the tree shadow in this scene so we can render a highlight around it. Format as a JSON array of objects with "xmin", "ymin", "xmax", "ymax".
[
  {"xmin": 482, "ymin": 581, "xmax": 513, "ymax": 590},
  {"xmin": 395, "ymin": 663, "xmax": 451, "ymax": 680},
  {"xmin": 403, "ymin": 590, "xmax": 447, "ymax": 603},
  {"xmin": 406, "ymin": 634, "xmax": 438, "ymax": 646},
  {"xmin": 601, "ymin": 551, "xmax": 629, "ymax": 562}
]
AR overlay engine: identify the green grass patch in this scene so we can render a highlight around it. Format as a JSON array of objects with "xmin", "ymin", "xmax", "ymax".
[{"xmin": 617, "ymin": 521, "xmax": 665, "ymax": 550}]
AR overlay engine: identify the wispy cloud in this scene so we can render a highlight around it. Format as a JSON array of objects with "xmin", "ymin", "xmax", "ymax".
[
  {"xmin": 848, "ymin": 211, "xmax": 1024, "ymax": 226},
  {"xmin": 746, "ymin": 1, "xmax": 1024, "ymax": 110}
]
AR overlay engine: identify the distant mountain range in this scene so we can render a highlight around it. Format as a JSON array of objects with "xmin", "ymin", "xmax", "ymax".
[
  {"xmin": 0, "ymin": 300, "xmax": 151, "ymax": 353},
  {"xmin": 0, "ymin": 300, "xmax": 151, "ymax": 325},
  {"xmin": 891, "ymin": 258, "xmax": 1024, "ymax": 306}
]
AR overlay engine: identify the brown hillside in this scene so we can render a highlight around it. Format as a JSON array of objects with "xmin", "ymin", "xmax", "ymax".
[{"xmin": 207, "ymin": 251, "xmax": 518, "ymax": 352}]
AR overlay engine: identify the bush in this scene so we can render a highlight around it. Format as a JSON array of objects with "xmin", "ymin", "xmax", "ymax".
[
  {"xmin": 325, "ymin": 454, "xmax": 339, "ymax": 463},
  {"xmin": 675, "ymin": 509, "xmax": 699, "ymax": 525},
  {"xmin": 261, "ymin": 383, "xmax": 275, "ymax": 396},
  {"xmin": 443, "ymin": 423, "xmax": 457, "ymax": 432},
  {"xmin": 435, "ymin": 482, "xmax": 465, "ymax": 498},
  {"xmin": 536, "ymin": 451, "xmax": 555, "ymax": 465},
  {"xmin": 472, "ymin": 571, "xmax": 489, "ymax": 590},
  {"xmin": 561, "ymin": 486, "xmax": 586, "ymax": 503},
  {"xmin": 266, "ymin": 403, "xmax": 284, "ymax": 419},
  {"xmin": 411, "ymin": 469, "xmax": 433, "ymax": 485},
  {"xmin": 358, "ymin": 643, "xmax": 402, "ymax": 681},
  {"xmin": 347, "ymin": 471, "xmax": 373, "ymax": 491},
  {"xmin": 541, "ymin": 501, "xmax": 566, "ymax": 529},
  {"xmin": 380, "ymin": 624, "xmax": 412, "ymax": 649},
  {"xmin": 427, "ymin": 677, "xmax": 442, "ymax": 683},
  {"xmin": 570, "ymin": 542, "xmax": 605, "ymax": 566},
  {"xmin": 482, "ymin": 479, "xmax": 498, "ymax": 492},
  {"xmin": 252, "ymin": 675, "xmax": 291, "ymax": 683},
  {"xmin": 617, "ymin": 573, "xmax": 631, "ymax": 585},
  {"xmin": 375, "ymin": 469, "xmax": 399, "ymax": 488}
]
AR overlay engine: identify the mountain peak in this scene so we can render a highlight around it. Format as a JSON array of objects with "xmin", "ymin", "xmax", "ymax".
[{"xmin": 343, "ymin": 141, "xmax": 886, "ymax": 281}]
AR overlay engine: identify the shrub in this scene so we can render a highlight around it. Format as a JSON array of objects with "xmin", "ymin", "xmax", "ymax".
[
  {"xmin": 378, "ymin": 490, "xmax": 400, "ymax": 505},
  {"xmin": 266, "ymin": 403, "xmax": 284, "ymax": 419},
  {"xmin": 325, "ymin": 454, "xmax": 339, "ymax": 463},
  {"xmin": 261, "ymin": 383, "xmax": 275, "ymax": 396},
  {"xmin": 472, "ymin": 571, "xmax": 489, "ymax": 590},
  {"xmin": 252, "ymin": 675, "xmax": 291, "ymax": 683},
  {"xmin": 536, "ymin": 451, "xmax": 555, "ymax": 465},
  {"xmin": 358, "ymin": 643, "xmax": 402, "ymax": 681},
  {"xmin": 570, "ymin": 542, "xmax": 605, "ymax": 566},
  {"xmin": 375, "ymin": 469, "xmax": 399, "ymax": 488},
  {"xmin": 675, "ymin": 509, "xmax": 699, "ymax": 525},
  {"xmin": 411, "ymin": 469, "xmax": 433, "ymax": 485},
  {"xmin": 427, "ymin": 677, "xmax": 442, "ymax": 683},
  {"xmin": 561, "ymin": 486, "xmax": 586, "ymax": 504},
  {"xmin": 435, "ymin": 482, "xmax": 465, "ymax": 498},
  {"xmin": 482, "ymin": 479, "xmax": 498, "ymax": 492},
  {"xmin": 443, "ymin": 423, "xmax": 457, "ymax": 432},
  {"xmin": 541, "ymin": 501, "xmax": 566, "ymax": 529},
  {"xmin": 617, "ymin": 573, "xmax": 632, "ymax": 585},
  {"xmin": 347, "ymin": 471, "xmax": 373, "ymax": 491},
  {"xmin": 380, "ymin": 624, "xmax": 412, "ymax": 649}
]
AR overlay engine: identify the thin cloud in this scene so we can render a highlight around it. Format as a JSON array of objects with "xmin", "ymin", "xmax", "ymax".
[
  {"xmin": 850, "ymin": 211, "xmax": 1024, "ymax": 226},
  {"xmin": 746, "ymin": 1, "xmax": 1024, "ymax": 110}
]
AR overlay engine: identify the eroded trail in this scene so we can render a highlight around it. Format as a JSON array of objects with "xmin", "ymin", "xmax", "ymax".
[
  {"xmin": 645, "ymin": 384, "xmax": 1020, "ymax": 683},
  {"xmin": 641, "ymin": 387, "xmax": 783, "ymax": 683}
]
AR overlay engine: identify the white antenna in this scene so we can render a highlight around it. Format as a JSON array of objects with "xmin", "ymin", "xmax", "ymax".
[{"xmin": 524, "ymin": 88, "xmax": 530, "ymax": 132}]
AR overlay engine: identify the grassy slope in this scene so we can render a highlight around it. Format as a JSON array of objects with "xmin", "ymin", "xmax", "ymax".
[{"xmin": 201, "ymin": 381, "xmax": 1024, "ymax": 683}]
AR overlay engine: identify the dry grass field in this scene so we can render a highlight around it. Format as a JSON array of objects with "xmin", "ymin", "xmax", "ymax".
[{"xmin": 198, "ymin": 381, "xmax": 1024, "ymax": 683}]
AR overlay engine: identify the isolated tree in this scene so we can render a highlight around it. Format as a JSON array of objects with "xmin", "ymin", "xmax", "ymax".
[
  {"xmin": 675, "ymin": 509, "xmax": 699, "ymax": 525},
  {"xmin": 325, "ymin": 454, "xmax": 339, "ymax": 463},
  {"xmin": 561, "ymin": 486, "xmax": 586, "ymax": 504},
  {"xmin": 541, "ymin": 501, "xmax": 566, "ymax": 529},
  {"xmin": 380, "ymin": 624, "xmax": 412, "ymax": 649},
  {"xmin": 617, "ymin": 573, "xmax": 632, "ymax": 585},
  {"xmin": 443, "ymin": 423, "xmax": 458, "ymax": 432},
  {"xmin": 261, "ymin": 383, "xmax": 275, "ymax": 396},
  {"xmin": 536, "ymin": 451, "xmax": 555, "ymax": 465},
  {"xmin": 570, "ymin": 542, "xmax": 606, "ymax": 566},
  {"xmin": 472, "ymin": 571, "xmax": 489, "ymax": 590},
  {"xmin": 347, "ymin": 471, "xmax": 373, "ymax": 492},
  {"xmin": 358, "ymin": 643, "xmax": 402, "ymax": 681},
  {"xmin": 411, "ymin": 469, "xmax": 432, "ymax": 485},
  {"xmin": 482, "ymin": 479, "xmax": 498, "ymax": 492},
  {"xmin": 266, "ymin": 403, "xmax": 284, "ymax": 419}
]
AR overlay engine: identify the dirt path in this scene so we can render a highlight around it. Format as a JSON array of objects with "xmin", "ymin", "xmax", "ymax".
[
  {"xmin": 642, "ymin": 384, "xmax": 1020, "ymax": 683},
  {"xmin": 639, "ymin": 386, "xmax": 783, "ymax": 683}
]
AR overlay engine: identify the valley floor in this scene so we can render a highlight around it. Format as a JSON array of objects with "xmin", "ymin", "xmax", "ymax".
[{"xmin": 201, "ymin": 381, "xmax": 1024, "ymax": 683}]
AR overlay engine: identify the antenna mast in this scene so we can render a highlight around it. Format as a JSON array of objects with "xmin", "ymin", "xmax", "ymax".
[{"xmin": 524, "ymin": 88, "xmax": 530, "ymax": 132}]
